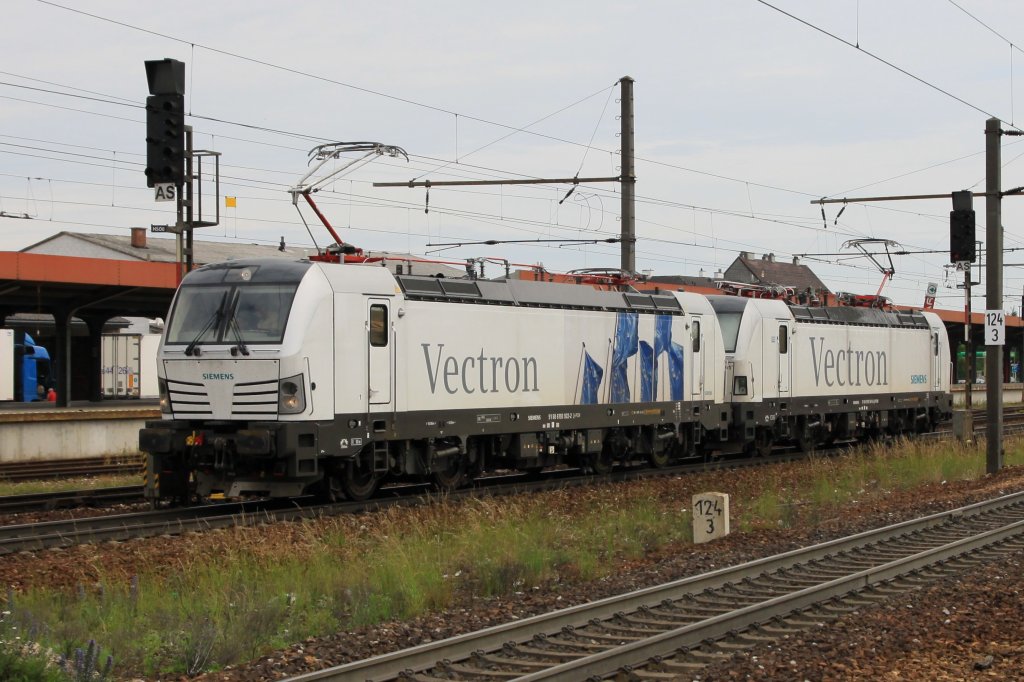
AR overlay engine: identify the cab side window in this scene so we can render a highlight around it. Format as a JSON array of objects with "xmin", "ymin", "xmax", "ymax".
[
  {"xmin": 369, "ymin": 305, "xmax": 388, "ymax": 347},
  {"xmin": 779, "ymin": 325, "xmax": 788, "ymax": 354},
  {"xmin": 692, "ymin": 320, "xmax": 701, "ymax": 352}
]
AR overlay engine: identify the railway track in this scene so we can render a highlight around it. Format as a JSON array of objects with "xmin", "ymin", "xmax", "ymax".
[
  {"xmin": 0, "ymin": 496, "xmax": 318, "ymax": 555},
  {"xmin": 281, "ymin": 490, "xmax": 1024, "ymax": 682},
  {"xmin": 0, "ymin": 455, "xmax": 143, "ymax": 482},
  {"xmin": 0, "ymin": 485, "xmax": 145, "ymax": 514},
  {"xmin": 0, "ymin": 454, "xmax": 807, "ymax": 553}
]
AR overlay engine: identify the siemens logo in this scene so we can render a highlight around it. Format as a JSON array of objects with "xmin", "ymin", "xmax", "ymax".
[{"xmin": 203, "ymin": 373, "xmax": 235, "ymax": 381}]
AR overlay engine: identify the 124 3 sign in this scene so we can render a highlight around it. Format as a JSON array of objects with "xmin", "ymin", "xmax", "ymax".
[{"xmin": 985, "ymin": 310, "xmax": 1005, "ymax": 346}]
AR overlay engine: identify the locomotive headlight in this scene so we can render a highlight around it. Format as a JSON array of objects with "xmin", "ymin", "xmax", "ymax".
[
  {"xmin": 278, "ymin": 374, "xmax": 306, "ymax": 414},
  {"xmin": 158, "ymin": 377, "xmax": 170, "ymax": 413},
  {"xmin": 733, "ymin": 376, "xmax": 748, "ymax": 396}
]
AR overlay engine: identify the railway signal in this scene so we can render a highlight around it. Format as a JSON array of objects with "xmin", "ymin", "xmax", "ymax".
[
  {"xmin": 144, "ymin": 59, "xmax": 186, "ymax": 188},
  {"xmin": 949, "ymin": 190, "xmax": 976, "ymax": 264}
]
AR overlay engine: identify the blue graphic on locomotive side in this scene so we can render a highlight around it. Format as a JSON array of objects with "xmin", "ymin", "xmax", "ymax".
[
  {"xmin": 576, "ymin": 313, "xmax": 685, "ymax": 405},
  {"xmin": 611, "ymin": 312, "xmax": 640, "ymax": 402},
  {"xmin": 580, "ymin": 349, "xmax": 605, "ymax": 404}
]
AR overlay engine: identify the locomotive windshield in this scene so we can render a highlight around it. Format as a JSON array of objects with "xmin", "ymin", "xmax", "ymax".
[
  {"xmin": 166, "ymin": 284, "xmax": 298, "ymax": 345},
  {"xmin": 165, "ymin": 260, "xmax": 309, "ymax": 346},
  {"xmin": 716, "ymin": 313, "xmax": 742, "ymax": 353},
  {"xmin": 707, "ymin": 296, "xmax": 748, "ymax": 353}
]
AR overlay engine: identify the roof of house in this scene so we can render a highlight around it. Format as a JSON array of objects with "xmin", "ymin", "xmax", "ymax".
[{"xmin": 724, "ymin": 253, "xmax": 831, "ymax": 294}]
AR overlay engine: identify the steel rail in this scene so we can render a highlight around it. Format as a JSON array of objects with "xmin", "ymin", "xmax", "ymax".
[
  {"xmin": 0, "ymin": 455, "xmax": 142, "ymax": 481},
  {"xmin": 0, "ymin": 498, "xmax": 302, "ymax": 554},
  {"xmin": 521, "ymin": 515, "xmax": 1024, "ymax": 680},
  {"xmin": 0, "ymin": 485, "xmax": 145, "ymax": 514}
]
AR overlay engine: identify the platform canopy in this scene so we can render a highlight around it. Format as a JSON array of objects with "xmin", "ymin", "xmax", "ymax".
[
  {"xmin": 0, "ymin": 252, "xmax": 179, "ymax": 406},
  {"xmin": 0, "ymin": 252, "xmax": 178, "ymax": 321}
]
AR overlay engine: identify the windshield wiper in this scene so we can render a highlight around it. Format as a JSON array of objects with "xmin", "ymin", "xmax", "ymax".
[
  {"xmin": 222, "ymin": 289, "xmax": 250, "ymax": 357},
  {"xmin": 184, "ymin": 292, "xmax": 228, "ymax": 357},
  {"xmin": 227, "ymin": 309, "xmax": 250, "ymax": 357}
]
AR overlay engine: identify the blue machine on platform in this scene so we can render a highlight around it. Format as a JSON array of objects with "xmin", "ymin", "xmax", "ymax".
[{"xmin": 7, "ymin": 332, "xmax": 52, "ymax": 402}]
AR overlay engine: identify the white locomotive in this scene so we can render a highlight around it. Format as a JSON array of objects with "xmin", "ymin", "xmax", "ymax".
[
  {"xmin": 140, "ymin": 258, "xmax": 952, "ymax": 503},
  {"xmin": 710, "ymin": 296, "xmax": 952, "ymax": 456},
  {"xmin": 141, "ymin": 258, "xmax": 727, "ymax": 501}
]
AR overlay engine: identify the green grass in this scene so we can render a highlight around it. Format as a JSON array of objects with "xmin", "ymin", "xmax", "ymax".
[
  {"xmin": 735, "ymin": 436, "xmax": 1024, "ymax": 530},
  {"xmin": 0, "ymin": 612, "xmax": 85, "ymax": 682},
  {"xmin": 3, "ymin": 437, "xmax": 1023, "ymax": 678},
  {"xmin": 0, "ymin": 648, "xmax": 67, "ymax": 682}
]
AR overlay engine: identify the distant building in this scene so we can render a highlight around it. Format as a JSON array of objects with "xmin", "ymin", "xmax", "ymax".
[
  {"xmin": 21, "ymin": 229, "xmax": 465, "ymax": 278},
  {"xmin": 721, "ymin": 252, "xmax": 830, "ymax": 299},
  {"xmin": 649, "ymin": 252, "xmax": 830, "ymax": 300}
]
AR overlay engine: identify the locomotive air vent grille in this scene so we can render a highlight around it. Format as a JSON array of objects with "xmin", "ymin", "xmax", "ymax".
[
  {"xmin": 231, "ymin": 379, "xmax": 279, "ymax": 416},
  {"xmin": 652, "ymin": 295, "xmax": 682, "ymax": 311},
  {"xmin": 439, "ymin": 280, "xmax": 482, "ymax": 298},
  {"xmin": 166, "ymin": 379, "xmax": 212, "ymax": 417},
  {"xmin": 397, "ymin": 277, "xmax": 444, "ymax": 295},
  {"xmin": 624, "ymin": 293, "xmax": 656, "ymax": 309}
]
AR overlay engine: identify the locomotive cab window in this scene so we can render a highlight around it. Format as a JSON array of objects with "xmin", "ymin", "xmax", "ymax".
[
  {"xmin": 717, "ymin": 312, "xmax": 742, "ymax": 353},
  {"xmin": 166, "ymin": 282, "xmax": 298, "ymax": 345},
  {"xmin": 779, "ymin": 325, "xmax": 788, "ymax": 354},
  {"xmin": 692, "ymin": 320, "xmax": 701, "ymax": 352},
  {"xmin": 369, "ymin": 304, "xmax": 389, "ymax": 347}
]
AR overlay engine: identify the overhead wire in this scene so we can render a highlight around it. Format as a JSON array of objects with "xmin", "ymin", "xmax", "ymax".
[
  {"xmin": 0, "ymin": 66, "xmax": 844, "ymax": 230},
  {"xmin": 754, "ymin": 0, "xmax": 1020, "ymax": 130},
  {"xmin": 6, "ymin": 4, "xmax": 1009, "ymax": 300}
]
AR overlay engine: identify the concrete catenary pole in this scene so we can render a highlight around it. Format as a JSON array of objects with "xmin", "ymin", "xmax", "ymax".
[
  {"xmin": 985, "ymin": 117, "xmax": 1003, "ymax": 474},
  {"xmin": 619, "ymin": 76, "xmax": 636, "ymax": 275}
]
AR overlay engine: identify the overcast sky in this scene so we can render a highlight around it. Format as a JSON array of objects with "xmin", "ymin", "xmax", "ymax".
[{"xmin": 3, "ymin": 0, "xmax": 1024, "ymax": 309}]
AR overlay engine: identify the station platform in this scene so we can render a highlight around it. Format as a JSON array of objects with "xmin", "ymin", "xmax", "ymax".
[
  {"xmin": 0, "ymin": 399, "xmax": 159, "ymax": 462},
  {"xmin": 951, "ymin": 382, "xmax": 1024, "ymax": 406}
]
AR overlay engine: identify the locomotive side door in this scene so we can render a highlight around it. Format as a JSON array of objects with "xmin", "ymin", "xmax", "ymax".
[
  {"xmin": 367, "ymin": 298, "xmax": 393, "ymax": 407},
  {"xmin": 690, "ymin": 316, "xmax": 704, "ymax": 398},
  {"xmin": 932, "ymin": 330, "xmax": 942, "ymax": 391},
  {"xmin": 777, "ymin": 321, "xmax": 792, "ymax": 395}
]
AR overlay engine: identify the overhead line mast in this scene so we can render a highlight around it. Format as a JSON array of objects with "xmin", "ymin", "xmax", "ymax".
[
  {"xmin": 811, "ymin": 121, "xmax": 1024, "ymax": 474},
  {"xmin": 374, "ymin": 75, "xmax": 638, "ymax": 275}
]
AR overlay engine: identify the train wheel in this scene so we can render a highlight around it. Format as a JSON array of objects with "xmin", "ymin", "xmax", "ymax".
[
  {"xmin": 589, "ymin": 451, "xmax": 614, "ymax": 475},
  {"xmin": 754, "ymin": 428, "xmax": 773, "ymax": 458},
  {"xmin": 678, "ymin": 428, "xmax": 696, "ymax": 460},
  {"xmin": 340, "ymin": 460, "xmax": 382, "ymax": 501},
  {"xmin": 797, "ymin": 428, "xmax": 816, "ymax": 453},
  {"xmin": 648, "ymin": 446, "xmax": 670, "ymax": 468},
  {"xmin": 430, "ymin": 457, "xmax": 467, "ymax": 491}
]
